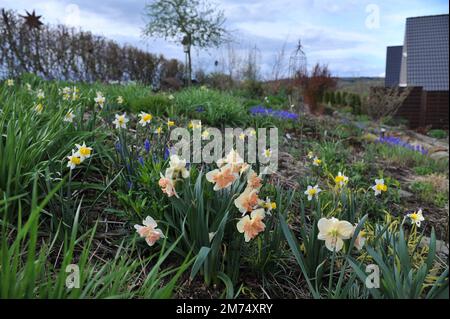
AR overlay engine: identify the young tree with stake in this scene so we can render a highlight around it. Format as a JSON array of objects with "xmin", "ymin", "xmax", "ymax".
[{"xmin": 143, "ymin": 0, "xmax": 228, "ymax": 86}]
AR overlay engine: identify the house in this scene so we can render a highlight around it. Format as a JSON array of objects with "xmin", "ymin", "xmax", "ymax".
[{"xmin": 385, "ymin": 14, "xmax": 449, "ymax": 129}]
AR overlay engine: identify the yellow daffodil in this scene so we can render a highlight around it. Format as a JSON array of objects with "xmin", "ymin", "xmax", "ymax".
[
  {"xmin": 189, "ymin": 120, "xmax": 202, "ymax": 129},
  {"xmin": 155, "ymin": 126, "xmax": 163, "ymax": 134},
  {"xmin": 67, "ymin": 151, "xmax": 81, "ymax": 170},
  {"xmin": 317, "ymin": 217, "xmax": 353, "ymax": 252},
  {"xmin": 134, "ymin": 216, "xmax": 165, "ymax": 247},
  {"xmin": 113, "ymin": 113, "xmax": 128, "ymax": 129},
  {"xmin": 247, "ymin": 129, "xmax": 256, "ymax": 137},
  {"xmin": 334, "ymin": 172, "xmax": 349, "ymax": 188},
  {"xmin": 304, "ymin": 185, "xmax": 321, "ymax": 201},
  {"xmin": 307, "ymin": 151, "xmax": 314, "ymax": 159},
  {"xmin": 34, "ymin": 103, "xmax": 44, "ymax": 114},
  {"xmin": 167, "ymin": 119, "xmax": 175, "ymax": 128},
  {"xmin": 372, "ymin": 178, "xmax": 387, "ymax": 196},
  {"xmin": 407, "ymin": 209, "xmax": 425, "ymax": 227},
  {"xmin": 138, "ymin": 112, "xmax": 153, "ymax": 127},
  {"xmin": 206, "ymin": 164, "xmax": 238, "ymax": 191},
  {"xmin": 239, "ymin": 132, "xmax": 246, "ymax": 141},
  {"xmin": 75, "ymin": 142, "xmax": 93, "ymax": 161},
  {"xmin": 64, "ymin": 109, "xmax": 75, "ymax": 123},
  {"xmin": 237, "ymin": 209, "xmax": 266, "ymax": 242}
]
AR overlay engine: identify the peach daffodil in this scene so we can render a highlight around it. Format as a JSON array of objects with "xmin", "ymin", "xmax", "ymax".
[
  {"xmin": 237, "ymin": 209, "xmax": 266, "ymax": 242},
  {"xmin": 134, "ymin": 216, "xmax": 165, "ymax": 247}
]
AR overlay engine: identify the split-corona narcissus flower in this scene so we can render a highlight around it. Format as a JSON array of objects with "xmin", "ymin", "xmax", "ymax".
[
  {"xmin": 234, "ymin": 187, "xmax": 260, "ymax": 215},
  {"xmin": 372, "ymin": 178, "xmax": 387, "ymax": 196},
  {"xmin": 206, "ymin": 164, "xmax": 238, "ymax": 191},
  {"xmin": 138, "ymin": 112, "xmax": 153, "ymax": 127},
  {"xmin": 305, "ymin": 185, "xmax": 322, "ymax": 201},
  {"xmin": 158, "ymin": 172, "xmax": 178, "ymax": 198},
  {"xmin": 407, "ymin": 209, "xmax": 425, "ymax": 227},
  {"xmin": 75, "ymin": 142, "xmax": 93, "ymax": 161},
  {"xmin": 247, "ymin": 170, "xmax": 262, "ymax": 189},
  {"xmin": 237, "ymin": 208, "xmax": 266, "ymax": 242},
  {"xmin": 317, "ymin": 217, "xmax": 353, "ymax": 252},
  {"xmin": 334, "ymin": 172, "xmax": 349, "ymax": 188},
  {"xmin": 113, "ymin": 113, "xmax": 129, "ymax": 129},
  {"xmin": 134, "ymin": 216, "xmax": 165, "ymax": 247}
]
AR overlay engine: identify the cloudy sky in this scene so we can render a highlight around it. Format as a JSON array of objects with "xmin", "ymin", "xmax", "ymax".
[{"xmin": 1, "ymin": 0, "xmax": 448, "ymax": 77}]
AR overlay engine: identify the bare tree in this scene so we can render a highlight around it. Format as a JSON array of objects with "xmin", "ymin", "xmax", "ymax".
[
  {"xmin": 364, "ymin": 87, "xmax": 412, "ymax": 121},
  {"xmin": 143, "ymin": 0, "xmax": 228, "ymax": 86}
]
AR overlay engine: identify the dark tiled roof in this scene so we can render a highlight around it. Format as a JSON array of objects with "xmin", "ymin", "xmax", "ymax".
[
  {"xmin": 405, "ymin": 14, "xmax": 449, "ymax": 91},
  {"xmin": 385, "ymin": 46, "xmax": 403, "ymax": 87}
]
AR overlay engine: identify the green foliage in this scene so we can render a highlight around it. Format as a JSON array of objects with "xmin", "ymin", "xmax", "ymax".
[
  {"xmin": 348, "ymin": 227, "xmax": 448, "ymax": 299},
  {"xmin": 427, "ymin": 129, "xmax": 448, "ymax": 139},
  {"xmin": 128, "ymin": 94, "xmax": 173, "ymax": 116}
]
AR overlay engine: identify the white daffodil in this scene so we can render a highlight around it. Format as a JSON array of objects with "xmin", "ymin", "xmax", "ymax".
[
  {"xmin": 304, "ymin": 185, "xmax": 321, "ymax": 201},
  {"xmin": 117, "ymin": 96, "xmax": 124, "ymax": 104},
  {"xmin": 34, "ymin": 103, "xmax": 44, "ymax": 114},
  {"xmin": 407, "ymin": 209, "xmax": 425, "ymax": 227},
  {"xmin": 334, "ymin": 172, "xmax": 349, "ymax": 188},
  {"xmin": 372, "ymin": 178, "xmax": 387, "ymax": 196},
  {"xmin": 352, "ymin": 225, "xmax": 366, "ymax": 251},
  {"xmin": 6, "ymin": 79, "xmax": 14, "ymax": 87},
  {"xmin": 134, "ymin": 216, "xmax": 165, "ymax": 247},
  {"xmin": 75, "ymin": 142, "xmax": 93, "ymax": 161},
  {"xmin": 262, "ymin": 148, "xmax": 272, "ymax": 159},
  {"xmin": 94, "ymin": 92, "xmax": 106, "ymax": 108},
  {"xmin": 201, "ymin": 130, "xmax": 210, "ymax": 140},
  {"xmin": 138, "ymin": 112, "xmax": 152, "ymax": 127},
  {"xmin": 64, "ymin": 109, "xmax": 75, "ymax": 123},
  {"xmin": 113, "ymin": 113, "xmax": 128, "ymax": 129},
  {"xmin": 67, "ymin": 151, "xmax": 81, "ymax": 170},
  {"xmin": 36, "ymin": 89, "xmax": 45, "ymax": 100},
  {"xmin": 317, "ymin": 217, "xmax": 354, "ymax": 252},
  {"xmin": 312, "ymin": 156, "xmax": 322, "ymax": 166}
]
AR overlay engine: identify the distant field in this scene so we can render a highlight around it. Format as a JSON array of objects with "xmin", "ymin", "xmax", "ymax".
[{"xmin": 337, "ymin": 77, "xmax": 385, "ymax": 95}]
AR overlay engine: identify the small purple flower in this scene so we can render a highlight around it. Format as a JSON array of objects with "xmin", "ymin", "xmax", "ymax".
[
  {"xmin": 144, "ymin": 139, "xmax": 151, "ymax": 153},
  {"xmin": 249, "ymin": 105, "xmax": 298, "ymax": 121},
  {"xmin": 138, "ymin": 156, "xmax": 145, "ymax": 166},
  {"xmin": 196, "ymin": 106, "xmax": 205, "ymax": 113},
  {"xmin": 115, "ymin": 141, "xmax": 122, "ymax": 152}
]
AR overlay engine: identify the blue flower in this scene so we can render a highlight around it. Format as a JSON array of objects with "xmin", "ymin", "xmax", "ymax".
[
  {"xmin": 144, "ymin": 139, "xmax": 151, "ymax": 153},
  {"xmin": 138, "ymin": 156, "xmax": 145, "ymax": 166},
  {"xmin": 249, "ymin": 105, "xmax": 298, "ymax": 121}
]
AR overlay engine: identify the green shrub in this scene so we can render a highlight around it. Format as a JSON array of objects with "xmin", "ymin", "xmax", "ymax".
[{"xmin": 427, "ymin": 129, "xmax": 448, "ymax": 139}]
